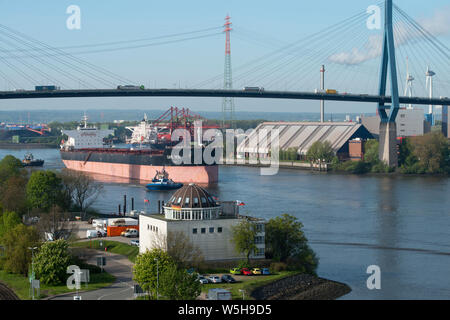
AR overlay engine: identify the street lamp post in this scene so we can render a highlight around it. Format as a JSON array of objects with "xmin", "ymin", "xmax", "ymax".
[
  {"xmin": 154, "ymin": 258, "xmax": 159, "ymax": 300},
  {"xmin": 28, "ymin": 246, "xmax": 38, "ymax": 300},
  {"xmin": 239, "ymin": 289, "xmax": 245, "ymax": 300}
]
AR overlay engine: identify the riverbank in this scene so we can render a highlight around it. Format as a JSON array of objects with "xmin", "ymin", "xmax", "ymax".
[{"xmin": 250, "ymin": 273, "xmax": 351, "ymax": 300}]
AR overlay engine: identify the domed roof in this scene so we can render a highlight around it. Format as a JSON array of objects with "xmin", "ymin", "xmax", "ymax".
[{"xmin": 166, "ymin": 183, "xmax": 218, "ymax": 209}]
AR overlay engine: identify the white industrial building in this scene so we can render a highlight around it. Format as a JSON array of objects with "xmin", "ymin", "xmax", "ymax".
[
  {"xmin": 139, "ymin": 184, "xmax": 265, "ymax": 261},
  {"xmin": 236, "ymin": 121, "xmax": 373, "ymax": 160},
  {"xmin": 361, "ymin": 108, "xmax": 431, "ymax": 138}
]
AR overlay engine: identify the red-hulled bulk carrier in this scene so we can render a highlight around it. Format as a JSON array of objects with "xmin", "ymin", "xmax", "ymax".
[{"xmin": 60, "ymin": 113, "xmax": 218, "ymax": 184}]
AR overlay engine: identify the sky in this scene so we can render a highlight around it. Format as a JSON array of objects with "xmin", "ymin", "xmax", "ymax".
[{"xmin": 0, "ymin": 0, "xmax": 448, "ymax": 116}]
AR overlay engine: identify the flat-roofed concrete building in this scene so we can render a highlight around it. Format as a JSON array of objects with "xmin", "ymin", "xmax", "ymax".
[
  {"xmin": 361, "ymin": 108, "xmax": 431, "ymax": 138},
  {"xmin": 139, "ymin": 184, "xmax": 265, "ymax": 261},
  {"xmin": 236, "ymin": 121, "xmax": 373, "ymax": 160}
]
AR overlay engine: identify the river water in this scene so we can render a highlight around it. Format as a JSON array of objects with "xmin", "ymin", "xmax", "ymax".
[{"xmin": 1, "ymin": 147, "xmax": 449, "ymax": 300}]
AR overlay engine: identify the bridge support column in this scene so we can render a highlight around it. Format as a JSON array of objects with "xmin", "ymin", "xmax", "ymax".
[{"xmin": 379, "ymin": 121, "xmax": 397, "ymax": 167}]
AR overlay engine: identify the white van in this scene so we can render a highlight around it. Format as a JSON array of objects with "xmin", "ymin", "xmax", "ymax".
[
  {"xmin": 86, "ymin": 230, "xmax": 99, "ymax": 239},
  {"xmin": 123, "ymin": 229, "xmax": 139, "ymax": 238}
]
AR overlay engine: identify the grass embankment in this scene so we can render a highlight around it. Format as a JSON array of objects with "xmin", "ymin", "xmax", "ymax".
[
  {"xmin": 71, "ymin": 240, "xmax": 139, "ymax": 263},
  {"xmin": 0, "ymin": 269, "xmax": 115, "ymax": 300},
  {"xmin": 71, "ymin": 241, "xmax": 299, "ymax": 300},
  {"xmin": 200, "ymin": 271, "xmax": 299, "ymax": 300}
]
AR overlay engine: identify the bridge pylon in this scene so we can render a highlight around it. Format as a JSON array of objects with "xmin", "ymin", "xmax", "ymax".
[{"xmin": 377, "ymin": 0, "xmax": 400, "ymax": 167}]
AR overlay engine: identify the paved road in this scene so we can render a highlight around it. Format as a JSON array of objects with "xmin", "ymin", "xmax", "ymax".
[{"xmin": 49, "ymin": 250, "xmax": 135, "ymax": 300}]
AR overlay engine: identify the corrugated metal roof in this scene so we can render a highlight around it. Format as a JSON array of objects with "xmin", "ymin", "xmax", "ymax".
[{"xmin": 237, "ymin": 122, "xmax": 365, "ymax": 155}]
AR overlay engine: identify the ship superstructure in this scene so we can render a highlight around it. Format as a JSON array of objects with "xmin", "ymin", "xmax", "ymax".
[
  {"xmin": 61, "ymin": 114, "xmax": 114, "ymax": 150},
  {"xmin": 125, "ymin": 114, "xmax": 158, "ymax": 145}
]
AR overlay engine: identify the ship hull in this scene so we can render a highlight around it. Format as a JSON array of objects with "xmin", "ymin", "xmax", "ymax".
[{"xmin": 60, "ymin": 149, "xmax": 218, "ymax": 184}]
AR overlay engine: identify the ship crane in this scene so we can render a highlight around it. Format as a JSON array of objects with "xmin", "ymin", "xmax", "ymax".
[{"xmin": 152, "ymin": 106, "xmax": 224, "ymax": 142}]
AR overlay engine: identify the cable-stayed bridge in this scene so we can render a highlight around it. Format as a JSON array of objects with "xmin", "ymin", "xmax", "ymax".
[{"xmin": 0, "ymin": 88, "xmax": 448, "ymax": 106}]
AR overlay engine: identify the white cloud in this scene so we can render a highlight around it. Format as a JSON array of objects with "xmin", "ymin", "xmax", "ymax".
[{"xmin": 328, "ymin": 6, "xmax": 450, "ymax": 66}]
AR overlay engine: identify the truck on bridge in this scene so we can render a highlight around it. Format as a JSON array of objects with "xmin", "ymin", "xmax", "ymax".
[
  {"xmin": 243, "ymin": 86, "xmax": 265, "ymax": 93},
  {"xmin": 35, "ymin": 85, "xmax": 60, "ymax": 91},
  {"xmin": 117, "ymin": 85, "xmax": 145, "ymax": 90}
]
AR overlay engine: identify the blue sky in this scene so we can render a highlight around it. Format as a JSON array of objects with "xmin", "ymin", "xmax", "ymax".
[{"xmin": 0, "ymin": 0, "xmax": 448, "ymax": 115}]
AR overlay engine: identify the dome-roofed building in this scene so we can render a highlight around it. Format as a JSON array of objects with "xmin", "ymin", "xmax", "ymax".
[
  {"xmin": 164, "ymin": 183, "xmax": 221, "ymax": 220},
  {"xmin": 139, "ymin": 184, "xmax": 266, "ymax": 261}
]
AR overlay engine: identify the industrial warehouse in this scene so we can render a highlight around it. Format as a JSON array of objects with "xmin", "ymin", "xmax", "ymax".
[{"xmin": 236, "ymin": 121, "xmax": 373, "ymax": 161}]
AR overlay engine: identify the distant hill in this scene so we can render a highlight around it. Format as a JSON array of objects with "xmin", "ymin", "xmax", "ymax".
[{"xmin": 0, "ymin": 109, "xmax": 377, "ymax": 124}]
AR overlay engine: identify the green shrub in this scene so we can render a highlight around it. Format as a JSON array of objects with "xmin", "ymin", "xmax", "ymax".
[
  {"xmin": 270, "ymin": 262, "xmax": 287, "ymax": 273},
  {"xmin": 34, "ymin": 240, "xmax": 72, "ymax": 285}
]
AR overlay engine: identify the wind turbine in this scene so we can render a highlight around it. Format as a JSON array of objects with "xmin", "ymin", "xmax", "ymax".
[
  {"xmin": 404, "ymin": 57, "xmax": 414, "ymax": 109},
  {"xmin": 426, "ymin": 66, "xmax": 436, "ymax": 119}
]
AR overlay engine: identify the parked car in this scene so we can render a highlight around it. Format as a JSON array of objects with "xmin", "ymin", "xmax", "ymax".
[
  {"xmin": 241, "ymin": 268, "xmax": 252, "ymax": 276},
  {"xmin": 208, "ymin": 276, "xmax": 222, "ymax": 283},
  {"xmin": 197, "ymin": 275, "xmax": 209, "ymax": 284},
  {"xmin": 230, "ymin": 268, "xmax": 241, "ymax": 275},
  {"xmin": 130, "ymin": 239, "xmax": 140, "ymax": 247},
  {"xmin": 122, "ymin": 229, "xmax": 139, "ymax": 238},
  {"xmin": 251, "ymin": 268, "xmax": 262, "ymax": 275},
  {"xmin": 221, "ymin": 274, "xmax": 236, "ymax": 283},
  {"xmin": 262, "ymin": 268, "xmax": 271, "ymax": 275}
]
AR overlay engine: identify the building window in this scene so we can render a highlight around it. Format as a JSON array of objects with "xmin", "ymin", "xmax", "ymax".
[
  {"xmin": 217, "ymin": 227, "xmax": 222, "ymax": 233},
  {"xmin": 193, "ymin": 228, "xmax": 197, "ymax": 234},
  {"xmin": 185, "ymin": 197, "xmax": 190, "ymax": 205},
  {"xmin": 201, "ymin": 228, "xmax": 206, "ymax": 234},
  {"xmin": 147, "ymin": 224, "xmax": 149, "ymax": 230},
  {"xmin": 255, "ymin": 248, "xmax": 265, "ymax": 256},
  {"xmin": 255, "ymin": 236, "xmax": 265, "ymax": 244},
  {"xmin": 209, "ymin": 227, "xmax": 214, "ymax": 233}
]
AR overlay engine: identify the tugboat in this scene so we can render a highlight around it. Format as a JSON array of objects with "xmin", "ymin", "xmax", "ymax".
[
  {"xmin": 22, "ymin": 153, "xmax": 44, "ymax": 167},
  {"xmin": 146, "ymin": 168, "xmax": 183, "ymax": 191}
]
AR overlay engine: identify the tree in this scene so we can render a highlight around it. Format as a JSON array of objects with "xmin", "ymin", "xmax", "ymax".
[
  {"xmin": 230, "ymin": 219, "xmax": 257, "ymax": 264},
  {"xmin": 159, "ymin": 264, "xmax": 201, "ymax": 300},
  {"xmin": 60, "ymin": 169, "xmax": 103, "ymax": 214},
  {"xmin": 0, "ymin": 155, "xmax": 23, "ymax": 182},
  {"xmin": 1, "ymin": 224, "xmax": 40, "ymax": 275},
  {"xmin": 133, "ymin": 249, "xmax": 174, "ymax": 299},
  {"xmin": 152, "ymin": 231, "xmax": 204, "ymax": 269},
  {"xmin": 410, "ymin": 132, "xmax": 450, "ymax": 174},
  {"xmin": 0, "ymin": 175, "xmax": 28, "ymax": 215},
  {"xmin": 26, "ymin": 171, "xmax": 63, "ymax": 212},
  {"xmin": 363, "ymin": 139, "xmax": 379, "ymax": 164},
  {"xmin": 265, "ymin": 214, "xmax": 318, "ymax": 274},
  {"xmin": 0, "ymin": 210, "xmax": 21, "ymax": 239},
  {"xmin": 34, "ymin": 240, "xmax": 72, "ymax": 285},
  {"xmin": 306, "ymin": 141, "xmax": 334, "ymax": 170},
  {"xmin": 35, "ymin": 206, "xmax": 77, "ymax": 241}
]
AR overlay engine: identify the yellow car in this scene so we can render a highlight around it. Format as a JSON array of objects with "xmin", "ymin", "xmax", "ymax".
[
  {"xmin": 251, "ymin": 268, "xmax": 262, "ymax": 275},
  {"xmin": 230, "ymin": 268, "xmax": 241, "ymax": 275}
]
